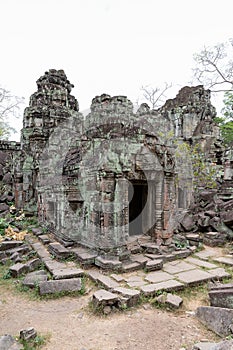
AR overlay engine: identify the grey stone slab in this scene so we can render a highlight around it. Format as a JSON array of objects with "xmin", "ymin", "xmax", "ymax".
[
  {"xmin": 127, "ymin": 280, "xmax": 148, "ymax": 288},
  {"xmin": 193, "ymin": 342, "xmax": 217, "ymax": 350},
  {"xmin": 145, "ymin": 271, "xmax": 174, "ymax": 283},
  {"xmin": 194, "ymin": 250, "xmax": 217, "ymax": 261},
  {"xmin": 165, "ymin": 293, "xmax": 183, "ymax": 308},
  {"xmin": 121, "ymin": 261, "xmax": 141, "ymax": 272},
  {"xmin": 96, "ymin": 274, "xmax": 120, "ymax": 291},
  {"xmin": 9, "ymin": 262, "xmax": 28, "ymax": 277},
  {"xmin": 0, "ymin": 240, "xmax": 24, "ymax": 251},
  {"xmin": 110, "ymin": 273, "xmax": 125, "ymax": 282},
  {"xmin": 87, "ymin": 270, "xmax": 119, "ymax": 290},
  {"xmin": 186, "ymin": 257, "xmax": 217, "ymax": 269},
  {"xmin": 145, "ymin": 253, "xmax": 166, "ymax": 260},
  {"xmin": 48, "ymin": 242, "xmax": 70, "ymax": 258},
  {"xmin": 31, "ymin": 227, "xmax": 43, "ymax": 236},
  {"xmin": 43, "ymin": 258, "xmax": 67, "ymax": 273},
  {"xmin": 196, "ymin": 306, "xmax": 233, "ymax": 337},
  {"xmin": 114, "ymin": 287, "xmax": 140, "ymax": 306},
  {"xmin": 163, "ymin": 261, "xmax": 196, "ymax": 274},
  {"xmin": 140, "ymin": 243, "xmax": 161, "ymax": 254},
  {"xmin": 52, "ymin": 268, "xmax": 84, "ymax": 280},
  {"xmin": 95, "ymin": 256, "xmax": 122, "ymax": 270},
  {"xmin": 31, "ymin": 242, "xmax": 51, "ymax": 259},
  {"xmin": 39, "ymin": 278, "xmax": 82, "ymax": 295},
  {"xmin": 23, "ymin": 270, "xmax": 48, "ymax": 288},
  {"xmin": 130, "ymin": 254, "xmax": 149, "ymax": 267},
  {"xmin": 74, "ymin": 250, "xmax": 98, "ymax": 265},
  {"xmin": 213, "ymin": 256, "xmax": 233, "ymax": 266},
  {"xmin": 26, "ymin": 258, "xmax": 41, "ymax": 272},
  {"xmin": 38, "ymin": 234, "xmax": 51, "ymax": 245},
  {"xmin": 92, "ymin": 289, "xmax": 119, "ymax": 307},
  {"xmin": 141, "ymin": 280, "xmax": 184, "ymax": 296},
  {"xmin": 176, "ymin": 269, "xmax": 216, "ymax": 285},
  {"xmin": 208, "ymin": 268, "xmax": 231, "ymax": 279},
  {"xmin": 145, "ymin": 259, "xmax": 163, "ymax": 272},
  {"xmin": 211, "ymin": 340, "xmax": 233, "ymax": 350},
  {"xmin": 0, "ymin": 334, "xmax": 23, "ymax": 350},
  {"xmin": 87, "ymin": 269, "xmax": 103, "ymax": 282},
  {"xmin": 171, "ymin": 249, "xmax": 191, "ymax": 259},
  {"xmin": 5, "ymin": 244, "xmax": 30, "ymax": 256}
]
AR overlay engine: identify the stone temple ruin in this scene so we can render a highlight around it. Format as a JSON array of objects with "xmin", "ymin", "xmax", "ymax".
[{"xmin": 0, "ymin": 69, "xmax": 233, "ymax": 266}]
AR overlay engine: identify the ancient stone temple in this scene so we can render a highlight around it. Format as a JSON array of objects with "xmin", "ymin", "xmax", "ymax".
[{"xmin": 0, "ymin": 69, "xmax": 229, "ymax": 260}]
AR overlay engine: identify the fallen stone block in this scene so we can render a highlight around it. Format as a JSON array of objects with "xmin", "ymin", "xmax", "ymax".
[
  {"xmin": 31, "ymin": 227, "xmax": 43, "ymax": 236},
  {"xmin": 39, "ymin": 278, "xmax": 82, "ymax": 295},
  {"xmin": 23, "ymin": 270, "xmax": 48, "ymax": 288},
  {"xmin": 114, "ymin": 287, "xmax": 140, "ymax": 307},
  {"xmin": 31, "ymin": 242, "xmax": 51, "ymax": 260},
  {"xmin": 140, "ymin": 243, "xmax": 161, "ymax": 254},
  {"xmin": 48, "ymin": 242, "xmax": 70, "ymax": 258},
  {"xmin": 92, "ymin": 289, "xmax": 119, "ymax": 310},
  {"xmin": 73, "ymin": 250, "xmax": 98, "ymax": 265},
  {"xmin": 192, "ymin": 342, "xmax": 217, "ymax": 350},
  {"xmin": 52, "ymin": 267, "xmax": 84, "ymax": 280},
  {"xmin": 95, "ymin": 256, "xmax": 122, "ymax": 270},
  {"xmin": 121, "ymin": 261, "xmax": 142, "ymax": 272},
  {"xmin": 38, "ymin": 234, "xmax": 51, "ymax": 245},
  {"xmin": 145, "ymin": 259, "xmax": 163, "ymax": 272},
  {"xmin": 26, "ymin": 258, "xmax": 41, "ymax": 272},
  {"xmin": 211, "ymin": 340, "xmax": 233, "ymax": 350},
  {"xmin": 165, "ymin": 293, "xmax": 183, "ymax": 308},
  {"xmin": 0, "ymin": 240, "xmax": 24, "ymax": 251},
  {"xmin": 209, "ymin": 283, "xmax": 233, "ymax": 309},
  {"xmin": 5, "ymin": 244, "xmax": 30, "ymax": 257},
  {"xmin": 96, "ymin": 274, "xmax": 119, "ymax": 291},
  {"xmin": 9, "ymin": 262, "xmax": 29, "ymax": 277},
  {"xmin": 196, "ymin": 306, "xmax": 233, "ymax": 337},
  {"xmin": 20, "ymin": 327, "xmax": 37, "ymax": 341},
  {"xmin": 0, "ymin": 334, "xmax": 23, "ymax": 350}
]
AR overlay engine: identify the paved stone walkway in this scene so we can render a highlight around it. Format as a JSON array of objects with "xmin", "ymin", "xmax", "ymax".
[{"xmin": 27, "ymin": 236, "xmax": 232, "ymax": 300}]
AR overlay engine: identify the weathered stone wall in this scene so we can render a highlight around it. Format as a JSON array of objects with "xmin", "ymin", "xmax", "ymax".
[{"xmin": 0, "ymin": 141, "xmax": 21, "ymax": 215}]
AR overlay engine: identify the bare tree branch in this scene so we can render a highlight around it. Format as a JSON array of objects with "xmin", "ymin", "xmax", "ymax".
[
  {"xmin": 140, "ymin": 82, "xmax": 172, "ymax": 109},
  {"xmin": 193, "ymin": 39, "xmax": 233, "ymax": 92},
  {"xmin": 0, "ymin": 86, "xmax": 24, "ymax": 139}
]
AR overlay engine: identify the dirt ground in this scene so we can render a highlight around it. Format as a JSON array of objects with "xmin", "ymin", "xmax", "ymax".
[{"xmin": 0, "ymin": 281, "xmax": 220, "ymax": 350}]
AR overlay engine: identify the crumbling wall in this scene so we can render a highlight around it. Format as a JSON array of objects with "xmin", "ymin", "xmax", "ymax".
[{"xmin": 0, "ymin": 141, "xmax": 20, "ymax": 215}]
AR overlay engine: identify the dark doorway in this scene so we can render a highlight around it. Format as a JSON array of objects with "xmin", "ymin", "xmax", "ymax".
[{"xmin": 128, "ymin": 181, "xmax": 148, "ymax": 235}]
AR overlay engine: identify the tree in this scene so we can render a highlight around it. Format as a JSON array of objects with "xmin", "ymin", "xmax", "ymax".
[
  {"xmin": 193, "ymin": 39, "xmax": 233, "ymax": 92},
  {"xmin": 193, "ymin": 39, "xmax": 233, "ymax": 147},
  {"xmin": 214, "ymin": 91, "xmax": 233, "ymax": 147},
  {"xmin": 0, "ymin": 86, "xmax": 24, "ymax": 140},
  {"xmin": 137, "ymin": 82, "xmax": 172, "ymax": 109}
]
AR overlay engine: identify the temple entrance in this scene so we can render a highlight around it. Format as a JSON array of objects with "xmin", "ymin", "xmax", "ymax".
[{"xmin": 128, "ymin": 181, "xmax": 148, "ymax": 236}]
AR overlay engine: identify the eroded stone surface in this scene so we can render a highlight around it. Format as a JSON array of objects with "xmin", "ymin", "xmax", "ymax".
[{"xmin": 39, "ymin": 278, "xmax": 82, "ymax": 295}]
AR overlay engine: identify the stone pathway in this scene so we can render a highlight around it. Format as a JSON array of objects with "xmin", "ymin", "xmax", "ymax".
[{"xmin": 1, "ymin": 232, "xmax": 233, "ymax": 310}]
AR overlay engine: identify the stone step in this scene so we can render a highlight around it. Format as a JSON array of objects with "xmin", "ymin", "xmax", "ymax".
[
  {"xmin": 48, "ymin": 242, "xmax": 70, "ymax": 258},
  {"xmin": 141, "ymin": 280, "xmax": 184, "ymax": 297}
]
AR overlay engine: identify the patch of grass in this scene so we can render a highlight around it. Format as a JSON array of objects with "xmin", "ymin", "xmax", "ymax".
[{"xmin": 18, "ymin": 333, "xmax": 50, "ymax": 349}]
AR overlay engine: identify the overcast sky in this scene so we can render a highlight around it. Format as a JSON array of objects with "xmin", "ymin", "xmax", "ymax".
[{"xmin": 1, "ymin": 0, "xmax": 233, "ymax": 140}]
